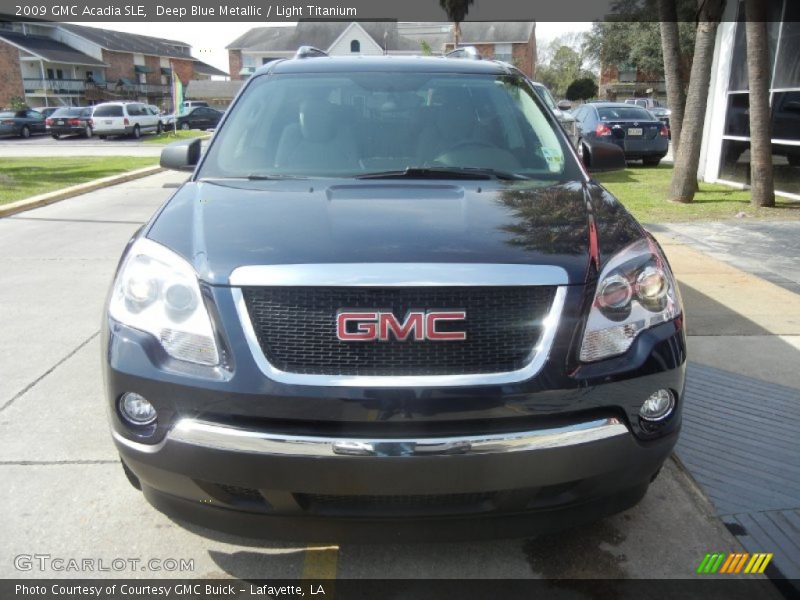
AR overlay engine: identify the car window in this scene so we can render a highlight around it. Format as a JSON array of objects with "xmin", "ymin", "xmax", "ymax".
[
  {"xmin": 93, "ymin": 105, "xmax": 124, "ymax": 117},
  {"xmin": 127, "ymin": 104, "xmax": 141, "ymax": 116},
  {"xmin": 27, "ymin": 110, "xmax": 42, "ymax": 119},
  {"xmin": 598, "ymin": 106, "xmax": 653, "ymax": 120},
  {"xmin": 532, "ymin": 85, "xmax": 557, "ymax": 112},
  {"xmin": 0, "ymin": 111, "xmax": 16, "ymax": 118},
  {"xmin": 200, "ymin": 72, "xmax": 581, "ymax": 181},
  {"xmin": 52, "ymin": 108, "xmax": 85, "ymax": 118}
]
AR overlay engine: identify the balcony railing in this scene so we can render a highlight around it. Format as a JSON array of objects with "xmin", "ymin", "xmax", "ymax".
[
  {"xmin": 23, "ymin": 78, "xmax": 86, "ymax": 95},
  {"xmin": 23, "ymin": 79, "xmax": 172, "ymax": 97}
]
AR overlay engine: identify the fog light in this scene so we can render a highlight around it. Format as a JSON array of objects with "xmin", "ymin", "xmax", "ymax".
[
  {"xmin": 639, "ymin": 389, "xmax": 675, "ymax": 421},
  {"xmin": 119, "ymin": 392, "xmax": 157, "ymax": 425}
]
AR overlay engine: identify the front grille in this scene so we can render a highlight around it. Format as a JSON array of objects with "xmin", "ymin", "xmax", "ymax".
[
  {"xmin": 295, "ymin": 492, "xmax": 496, "ymax": 516},
  {"xmin": 217, "ymin": 484, "xmax": 266, "ymax": 503},
  {"xmin": 241, "ymin": 286, "xmax": 556, "ymax": 376}
]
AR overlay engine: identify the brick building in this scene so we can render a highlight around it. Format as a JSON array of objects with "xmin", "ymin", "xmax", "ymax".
[
  {"xmin": 0, "ymin": 21, "xmax": 227, "ymax": 110},
  {"xmin": 441, "ymin": 22, "xmax": 537, "ymax": 78},
  {"xmin": 227, "ymin": 21, "xmax": 537, "ymax": 80}
]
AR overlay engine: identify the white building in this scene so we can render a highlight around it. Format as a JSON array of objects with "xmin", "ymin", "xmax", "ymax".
[{"xmin": 699, "ymin": 0, "xmax": 800, "ymax": 199}]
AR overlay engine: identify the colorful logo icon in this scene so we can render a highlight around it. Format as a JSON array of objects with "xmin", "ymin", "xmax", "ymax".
[{"xmin": 697, "ymin": 552, "xmax": 773, "ymax": 574}]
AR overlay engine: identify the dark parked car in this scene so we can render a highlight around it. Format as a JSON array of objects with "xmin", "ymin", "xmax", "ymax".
[
  {"xmin": 104, "ymin": 52, "xmax": 685, "ymax": 541},
  {"xmin": 573, "ymin": 102, "xmax": 670, "ymax": 167},
  {"xmin": 175, "ymin": 106, "xmax": 222, "ymax": 131},
  {"xmin": 625, "ymin": 98, "xmax": 671, "ymax": 131},
  {"xmin": 0, "ymin": 109, "xmax": 46, "ymax": 138},
  {"xmin": 47, "ymin": 106, "xmax": 94, "ymax": 139}
]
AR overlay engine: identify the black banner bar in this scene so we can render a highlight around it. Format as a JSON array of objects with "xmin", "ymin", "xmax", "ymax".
[
  {"xmin": 1, "ymin": 579, "xmax": 796, "ymax": 600},
  {"xmin": 0, "ymin": 0, "xmax": 791, "ymax": 23}
]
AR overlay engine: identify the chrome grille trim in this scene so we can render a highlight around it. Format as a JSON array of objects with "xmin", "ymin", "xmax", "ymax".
[{"xmin": 228, "ymin": 263, "xmax": 568, "ymax": 387}]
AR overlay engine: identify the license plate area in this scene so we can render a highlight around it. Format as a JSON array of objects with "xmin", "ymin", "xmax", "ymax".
[{"xmin": 627, "ymin": 128, "xmax": 643, "ymax": 136}]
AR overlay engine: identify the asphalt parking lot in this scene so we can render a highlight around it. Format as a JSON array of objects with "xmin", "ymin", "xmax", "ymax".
[
  {"xmin": 0, "ymin": 133, "xmax": 175, "ymax": 157},
  {"xmin": 0, "ymin": 170, "xmax": 750, "ymax": 581}
]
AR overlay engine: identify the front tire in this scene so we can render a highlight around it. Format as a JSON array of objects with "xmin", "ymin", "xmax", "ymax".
[
  {"xmin": 84, "ymin": 125, "xmax": 93, "ymax": 139},
  {"xmin": 180, "ymin": 122, "xmax": 190, "ymax": 131},
  {"xmin": 51, "ymin": 133, "xmax": 60, "ymax": 140},
  {"xmin": 20, "ymin": 125, "xmax": 31, "ymax": 139}
]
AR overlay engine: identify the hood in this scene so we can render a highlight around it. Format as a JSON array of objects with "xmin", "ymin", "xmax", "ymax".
[{"xmin": 146, "ymin": 179, "xmax": 605, "ymax": 286}]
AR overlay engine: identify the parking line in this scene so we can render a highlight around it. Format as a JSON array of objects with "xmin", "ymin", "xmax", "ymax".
[{"xmin": 301, "ymin": 544, "xmax": 339, "ymax": 580}]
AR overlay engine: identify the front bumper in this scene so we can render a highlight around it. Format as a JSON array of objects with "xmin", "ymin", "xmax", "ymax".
[
  {"xmin": 116, "ymin": 414, "xmax": 677, "ymax": 541},
  {"xmin": 105, "ymin": 280, "xmax": 686, "ymax": 540}
]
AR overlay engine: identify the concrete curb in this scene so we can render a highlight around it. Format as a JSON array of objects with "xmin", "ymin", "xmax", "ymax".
[{"xmin": 0, "ymin": 164, "xmax": 164, "ymax": 219}]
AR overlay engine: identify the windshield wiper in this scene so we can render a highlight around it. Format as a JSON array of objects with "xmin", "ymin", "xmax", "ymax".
[
  {"xmin": 356, "ymin": 167, "xmax": 528, "ymax": 181},
  {"xmin": 245, "ymin": 173, "xmax": 306, "ymax": 180}
]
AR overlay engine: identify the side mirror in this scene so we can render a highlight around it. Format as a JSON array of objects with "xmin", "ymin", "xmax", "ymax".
[
  {"xmin": 160, "ymin": 138, "xmax": 201, "ymax": 172},
  {"xmin": 585, "ymin": 140, "xmax": 626, "ymax": 172},
  {"xmin": 557, "ymin": 100, "xmax": 573, "ymax": 111}
]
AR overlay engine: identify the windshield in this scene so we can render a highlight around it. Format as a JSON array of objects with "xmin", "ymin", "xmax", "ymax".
[
  {"xmin": 199, "ymin": 72, "xmax": 580, "ymax": 181},
  {"xmin": 598, "ymin": 106, "xmax": 654, "ymax": 120}
]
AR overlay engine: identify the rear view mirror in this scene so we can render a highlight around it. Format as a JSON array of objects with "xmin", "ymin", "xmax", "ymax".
[
  {"xmin": 585, "ymin": 141, "xmax": 626, "ymax": 172},
  {"xmin": 160, "ymin": 138, "xmax": 201, "ymax": 171},
  {"xmin": 557, "ymin": 100, "xmax": 573, "ymax": 111}
]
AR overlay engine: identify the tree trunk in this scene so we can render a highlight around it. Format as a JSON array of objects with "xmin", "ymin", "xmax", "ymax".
[
  {"xmin": 745, "ymin": 1, "xmax": 775, "ymax": 207},
  {"xmin": 454, "ymin": 22, "xmax": 461, "ymax": 48},
  {"xmin": 658, "ymin": 0, "xmax": 686, "ymax": 154},
  {"xmin": 669, "ymin": 0, "xmax": 725, "ymax": 203}
]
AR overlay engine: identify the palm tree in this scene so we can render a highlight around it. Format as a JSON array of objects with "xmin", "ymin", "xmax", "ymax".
[
  {"xmin": 669, "ymin": 0, "xmax": 726, "ymax": 203},
  {"xmin": 745, "ymin": 0, "xmax": 775, "ymax": 207},
  {"xmin": 440, "ymin": 0, "xmax": 474, "ymax": 48},
  {"xmin": 658, "ymin": 0, "xmax": 686, "ymax": 154}
]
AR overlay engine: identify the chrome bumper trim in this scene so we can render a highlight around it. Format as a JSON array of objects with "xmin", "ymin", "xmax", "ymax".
[{"xmin": 152, "ymin": 417, "xmax": 628, "ymax": 457}]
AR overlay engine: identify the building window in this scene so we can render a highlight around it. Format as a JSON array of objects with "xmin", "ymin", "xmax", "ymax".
[
  {"xmin": 46, "ymin": 68, "xmax": 54, "ymax": 79},
  {"xmin": 494, "ymin": 43, "xmax": 512, "ymax": 63},
  {"xmin": 718, "ymin": 0, "xmax": 800, "ymax": 196},
  {"xmin": 350, "ymin": 39, "xmax": 360, "ymax": 53}
]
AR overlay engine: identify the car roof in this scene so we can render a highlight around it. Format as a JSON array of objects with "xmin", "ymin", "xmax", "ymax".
[{"xmin": 260, "ymin": 55, "xmax": 517, "ymax": 76}]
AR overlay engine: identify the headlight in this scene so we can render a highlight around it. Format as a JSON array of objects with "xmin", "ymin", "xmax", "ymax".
[
  {"xmin": 108, "ymin": 238, "xmax": 220, "ymax": 366},
  {"xmin": 579, "ymin": 237, "xmax": 681, "ymax": 362}
]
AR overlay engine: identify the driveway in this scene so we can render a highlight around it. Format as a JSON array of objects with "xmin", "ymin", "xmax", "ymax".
[{"xmin": 0, "ymin": 172, "xmax": 743, "ymax": 580}]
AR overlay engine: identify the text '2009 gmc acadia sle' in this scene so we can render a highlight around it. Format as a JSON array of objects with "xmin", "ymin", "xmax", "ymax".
[{"xmin": 103, "ymin": 50, "xmax": 686, "ymax": 541}]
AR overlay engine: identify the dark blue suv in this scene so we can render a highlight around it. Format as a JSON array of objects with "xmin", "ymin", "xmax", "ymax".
[{"xmin": 103, "ymin": 50, "xmax": 686, "ymax": 541}]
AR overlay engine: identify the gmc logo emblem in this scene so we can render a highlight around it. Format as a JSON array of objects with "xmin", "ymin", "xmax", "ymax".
[{"xmin": 336, "ymin": 310, "xmax": 467, "ymax": 342}]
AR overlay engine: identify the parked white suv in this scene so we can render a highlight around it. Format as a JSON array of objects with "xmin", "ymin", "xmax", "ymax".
[{"xmin": 91, "ymin": 102, "xmax": 161, "ymax": 139}]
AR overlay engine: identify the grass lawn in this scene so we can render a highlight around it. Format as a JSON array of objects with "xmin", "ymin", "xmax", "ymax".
[
  {"xmin": 143, "ymin": 129, "xmax": 210, "ymax": 145},
  {"xmin": 594, "ymin": 164, "xmax": 800, "ymax": 223},
  {"xmin": 0, "ymin": 157, "xmax": 158, "ymax": 206}
]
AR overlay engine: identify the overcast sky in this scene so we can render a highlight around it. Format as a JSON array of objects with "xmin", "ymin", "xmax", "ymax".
[{"xmin": 74, "ymin": 22, "xmax": 592, "ymax": 75}]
